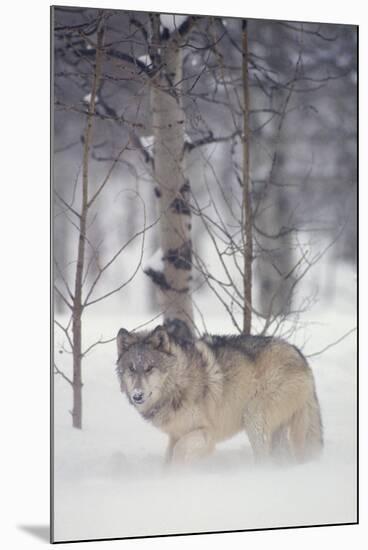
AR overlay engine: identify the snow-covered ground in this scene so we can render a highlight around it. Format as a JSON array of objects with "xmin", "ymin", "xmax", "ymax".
[{"xmin": 53, "ymin": 262, "xmax": 357, "ymax": 542}]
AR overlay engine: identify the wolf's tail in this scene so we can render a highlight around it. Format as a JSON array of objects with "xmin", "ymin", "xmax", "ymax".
[{"xmin": 289, "ymin": 385, "xmax": 323, "ymax": 463}]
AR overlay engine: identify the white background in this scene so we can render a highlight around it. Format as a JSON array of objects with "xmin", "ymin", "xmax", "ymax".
[{"xmin": 1, "ymin": 0, "xmax": 365, "ymax": 548}]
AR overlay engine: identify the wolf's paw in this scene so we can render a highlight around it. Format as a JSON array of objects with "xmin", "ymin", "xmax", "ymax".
[
  {"xmin": 171, "ymin": 443, "xmax": 197, "ymax": 464},
  {"xmin": 171, "ymin": 430, "xmax": 214, "ymax": 465}
]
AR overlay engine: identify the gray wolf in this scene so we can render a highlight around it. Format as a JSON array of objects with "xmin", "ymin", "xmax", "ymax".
[{"xmin": 116, "ymin": 324, "xmax": 323, "ymax": 465}]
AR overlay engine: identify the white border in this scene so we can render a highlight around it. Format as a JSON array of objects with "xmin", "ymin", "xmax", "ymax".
[{"xmin": 2, "ymin": 1, "xmax": 365, "ymax": 548}]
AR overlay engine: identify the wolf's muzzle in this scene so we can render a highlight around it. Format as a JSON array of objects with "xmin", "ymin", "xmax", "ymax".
[{"xmin": 132, "ymin": 389, "xmax": 145, "ymax": 404}]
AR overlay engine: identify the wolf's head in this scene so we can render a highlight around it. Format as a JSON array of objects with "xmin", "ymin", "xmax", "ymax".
[{"xmin": 116, "ymin": 325, "xmax": 178, "ymax": 416}]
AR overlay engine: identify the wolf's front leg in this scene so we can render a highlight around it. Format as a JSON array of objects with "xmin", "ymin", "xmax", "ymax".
[
  {"xmin": 164, "ymin": 436, "xmax": 176, "ymax": 465},
  {"xmin": 171, "ymin": 429, "xmax": 214, "ymax": 464}
]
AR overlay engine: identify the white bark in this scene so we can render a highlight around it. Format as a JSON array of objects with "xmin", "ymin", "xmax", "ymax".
[{"xmin": 149, "ymin": 35, "xmax": 194, "ymax": 327}]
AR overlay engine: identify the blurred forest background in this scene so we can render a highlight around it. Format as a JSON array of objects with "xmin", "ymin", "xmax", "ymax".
[{"xmin": 52, "ymin": 7, "xmax": 357, "ymax": 427}]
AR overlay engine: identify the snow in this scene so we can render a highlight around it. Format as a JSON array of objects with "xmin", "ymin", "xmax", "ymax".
[
  {"xmin": 184, "ymin": 132, "xmax": 193, "ymax": 144},
  {"xmin": 138, "ymin": 54, "xmax": 151, "ymax": 66},
  {"xmin": 53, "ymin": 262, "xmax": 357, "ymax": 542},
  {"xmin": 83, "ymin": 93, "xmax": 98, "ymax": 104},
  {"xmin": 142, "ymin": 247, "xmax": 164, "ymax": 273},
  {"xmin": 140, "ymin": 133, "xmax": 192, "ymax": 150},
  {"xmin": 140, "ymin": 135, "xmax": 154, "ymax": 149},
  {"xmin": 160, "ymin": 14, "xmax": 189, "ymax": 33}
]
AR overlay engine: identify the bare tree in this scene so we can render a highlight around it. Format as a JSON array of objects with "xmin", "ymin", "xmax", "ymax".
[
  {"xmin": 71, "ymin": 18, "xmax": 105, "ymax": 428},
  {"xmin": 53, "ymin": 9, "xmax": 356, "ymax": 349},
  {"xmin": 241, "ymin": 20, "xmax": 253, "ymax": 333},
  {"xmin": 53, "ymin": 12, "xmax": 150, "ymax": 428}
]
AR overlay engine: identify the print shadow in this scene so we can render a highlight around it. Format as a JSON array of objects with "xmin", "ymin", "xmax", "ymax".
[{"xmin": 18, "ymin": 524, "xmax": 50, "ymax": 543}]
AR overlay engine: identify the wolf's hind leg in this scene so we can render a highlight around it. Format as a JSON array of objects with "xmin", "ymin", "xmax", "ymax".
[
  {"xmin": 243, "ymin": 407, "xmax": 271, "ymax": 463},
  {"xmin": 289, "ymin": 398, "xmax": 323, "ymax": 463},
  {"xmin": 271, "ymin": 424, "xmax": 291, "ymax": 464},
  {"xmin": 171, "ymin": 429, "xmax": 214, "ymax": 464}
]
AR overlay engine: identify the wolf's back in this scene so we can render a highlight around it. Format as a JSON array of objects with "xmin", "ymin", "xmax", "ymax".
[
  {"xmin": 200, "ymin": 333, "xmax": 323, "ymax": 462},
  {"xmin": 201, "ymin": 333, "xmax": 275, "ymax": 361}
]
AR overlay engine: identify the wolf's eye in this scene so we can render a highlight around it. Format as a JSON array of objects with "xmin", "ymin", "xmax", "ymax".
[
  {"xmin": 145, "ymin": 364, "xmax": 154, "ymax": 374},
  {"xmin": 128, "ymin": 363, "xmax": 135, "ymax": 373}
]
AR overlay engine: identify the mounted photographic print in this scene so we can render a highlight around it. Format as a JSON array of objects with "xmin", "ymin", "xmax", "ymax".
[{"xmin": 51, "ymin": 5, "xmax": 358, "ymax": 543}]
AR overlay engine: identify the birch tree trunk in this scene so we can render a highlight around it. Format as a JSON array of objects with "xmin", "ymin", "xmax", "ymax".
[{"xmin": 147, "ymin": 22, "xmax": 194, "ymax": 329}]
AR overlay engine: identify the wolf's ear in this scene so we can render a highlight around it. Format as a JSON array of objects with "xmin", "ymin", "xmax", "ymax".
[
  {"xmin": 149, "ymin": 325, "xmax": 171, "ymax": 353},
  {"xmin": 117, "ymin": 328, "xmax": 135, "ymax": 353}
]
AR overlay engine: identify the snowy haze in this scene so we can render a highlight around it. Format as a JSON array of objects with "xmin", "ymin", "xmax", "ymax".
[
  {"xmin": 53, "ymin": 262, "xmax": 357, "ymax": 542},
  {"xmin": 52, "ymin": 9, "xmax": 357, "ymax": 543}
]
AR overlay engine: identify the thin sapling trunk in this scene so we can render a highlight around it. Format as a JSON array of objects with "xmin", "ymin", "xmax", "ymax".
[
  {"xmin": 241, "ymin": 20, "xmax": 253, "ymax": 334},
  {"xmin": 72, "ymin": 22, "xmax": 104, "ymax": 429}
]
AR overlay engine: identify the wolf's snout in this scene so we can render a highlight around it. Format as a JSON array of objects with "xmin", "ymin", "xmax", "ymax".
[{"xmin": 132, "ymin": 390, "xmax": 145, "ymax": 404}]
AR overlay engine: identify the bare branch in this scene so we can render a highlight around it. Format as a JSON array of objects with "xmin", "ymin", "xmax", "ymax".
[
  {"xmin": 84, "ymin": 194, "xmax": 153, "ymax": 307},
  {"xmin": 54, "ymin": 285, "xmax": 73, "ymax": 310},
  {"xmin": 82, "ymin": 336, "xmax": 116, "ymax": 357},
  {"xmin": 306, "ymin": 328, "xmax": 357, "ymax": 359},
  {"xmin": 54, "ymin": 362, "xmax": 73, "ymax": 387},
  {"xmin": 55, "ymin": 190, "xmax": 81, "ymax": 220},
  {"xmin": 54, "ymin": 319, "xmax": 74, "ymax": 352},
  {"xmin": 87, "ymin": 141, "xmax": 129, "ymax": 208},
  {"xmin": 54, "ymin": 259, "xmax": 74, "ymax": 302}
]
